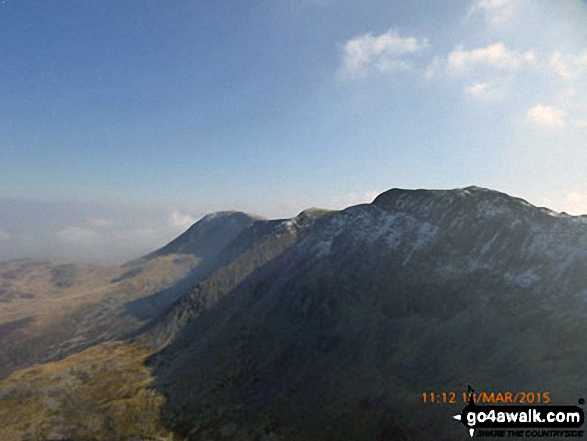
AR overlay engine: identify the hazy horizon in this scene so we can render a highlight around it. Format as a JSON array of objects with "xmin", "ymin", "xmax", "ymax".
[
  {"xmin": 0, "ymin": 190, "xmax": 382, "ymax": 263},
  {"xmin": 1, "ymin": 185, "xmax": 585, "ymax": 264}
]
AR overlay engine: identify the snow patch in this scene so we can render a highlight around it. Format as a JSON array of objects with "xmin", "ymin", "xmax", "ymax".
[
  {"xmin": 414, "ymin": 222, "xmax": 438, "ymax": 249},
  {"xmin": 311, "ymin": 206, "xmax": 438, "ymax": 254},
  {"xmin": 504, "ymin": 269, "xmax": 540, "ymax": 287}
]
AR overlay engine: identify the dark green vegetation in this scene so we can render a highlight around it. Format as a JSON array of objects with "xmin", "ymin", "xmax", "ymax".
[{"xmin": 2, "ymin": 188, "xmax": 587, "ymax": 440}]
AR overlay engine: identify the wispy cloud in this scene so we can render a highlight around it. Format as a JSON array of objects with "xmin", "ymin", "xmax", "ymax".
[
  {"xmin": 168, "ymin": 211, "xmax": 199, "ymax": 230},
  {"xmin": 469, "ymin": 0, "xmax": 520, "ymax": 24},
  {"xmin": 338, "ymin": 29, "xmax": 428, "ymax": 80},
  {"xmin": 464, "ymin": 81, "xmax": 504, "ymax": 100},
  {"xmin": 448, "ymin": 43, "xmax": 535, "ymax": 73},
  {"xmin": 526, "ymin": 104, "xmax": 565, "ymax": 127},
  {"xmin": 571, "ymin": 119, "xmax": 587, "ymax": 128},
  {"xmin": 441, "ymin": 42, "xmax": 536, "ymax": 100},
  {"xmin": 549, "ymin": 50, "xmax": 587, "ymax": 80}
]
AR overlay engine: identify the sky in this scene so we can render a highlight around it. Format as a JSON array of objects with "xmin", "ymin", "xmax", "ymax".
[{"xmin": 1, "ymin": 0, "xmax": 587, "ymax": 263}]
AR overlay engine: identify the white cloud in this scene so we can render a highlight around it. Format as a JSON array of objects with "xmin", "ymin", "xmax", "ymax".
[
  {"xmin": 339, "ymin": 29, "xmax": 428, "ymax": 80},
  {"xmin": 470, "ymin": 0, "xmax": 519, "ymax": 24},
  {"xmin": 571, "ymin": 119, "xmax": 587, "ymax": 128},
  {"xmin": 464, "ymin": 81, "xmax": 503, "ymax": 99},
  {"xmin": 549, "ymin": 52, "xmax": 573, "ymax": 79},
  {"xmin": 448, "ymin": 43, "xmax": 536, "ymax": 73},
  {"xmin": 168, "ymin": 211, "xmax": 198, "ymax": 230},
  {"xmin": 423, "ymin": 55, "xmax": 444, "ymax": 80},
  {"xmin": 526, "ymin": 104, "xmax": 565, "ymax": 127},
  {"xmin": 549, "ymin": 50, "xmax": 587, "ymax": 80}
]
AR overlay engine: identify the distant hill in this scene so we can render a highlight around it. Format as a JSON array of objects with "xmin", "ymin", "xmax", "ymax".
[
  {"xmin": 0, "ymin": 212, "xmax": 259, "ymax": 379},
  {"xmin": 2, "ymin": 187, "xmax": 587, "ymax": 440}
]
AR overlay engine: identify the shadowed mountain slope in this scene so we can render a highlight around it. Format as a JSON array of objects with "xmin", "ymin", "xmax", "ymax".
[
  {"xmin": 2, "ymin": 187, "xmax": 587, "ymax": 440},
  {"xmin": 145, "ymin": 187, "xmax": 587, "ymax": 440},
  {"xmin": 145, "ymin": 211, "xmax": 262, "ymax": 260},
  {"xmin": 0, "ymin": 212, "xmax": 261, "ymax": 379}
]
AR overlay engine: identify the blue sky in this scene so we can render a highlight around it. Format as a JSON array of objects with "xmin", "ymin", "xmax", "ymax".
[{"xmin": 1, "ymin": 0, "xmax": 587, "ymax": 262}]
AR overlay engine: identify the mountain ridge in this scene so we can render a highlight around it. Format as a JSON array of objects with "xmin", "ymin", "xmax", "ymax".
[
  {"xmin": 139, "ymin": 186, "xmax": 587, "ymax": 439},
  {"xmin": 1, "ymin": 185, "xmax": 587, "ymax": 440}
]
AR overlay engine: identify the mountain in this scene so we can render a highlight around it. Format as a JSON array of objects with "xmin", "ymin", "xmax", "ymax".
[
  {"xmin": 145, "ymin": 211, "xmax": 261, "ymax": 260},
  {"xmin": 141, "ymin": 207, "xmax": 333, "ymax": 347},
  {"xmin": 1, "ymin": 187, "xmax": 587, "ymax": 440},
  {"xmin": 0, "ymin": 211, "xmax": 258, "ymax": 379}
]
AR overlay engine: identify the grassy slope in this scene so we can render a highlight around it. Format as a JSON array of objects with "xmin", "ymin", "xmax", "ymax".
[
  {"xmin": 0, "ymin": 341, "xmax": 174, "ymax": 441},
  {"xmin": 0, "ymin": 255, "xmax": 199, "ymax": 378}
]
